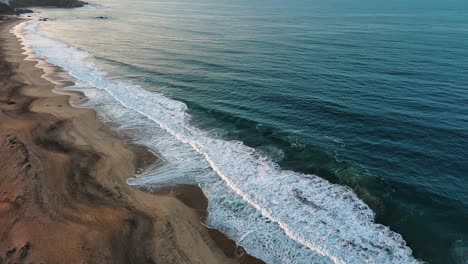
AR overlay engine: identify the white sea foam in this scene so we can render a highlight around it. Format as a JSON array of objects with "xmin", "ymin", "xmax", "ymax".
[{"xmin": 16, "ymin": 20, "xmax": 422, "ymax": 264}]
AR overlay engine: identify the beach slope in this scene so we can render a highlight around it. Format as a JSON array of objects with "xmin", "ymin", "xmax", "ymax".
[{"xmin": 0, "ymin": 18, "xmax": 246, "ymax": 264}]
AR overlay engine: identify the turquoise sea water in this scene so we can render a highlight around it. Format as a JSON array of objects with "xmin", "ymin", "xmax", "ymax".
[{"xmin": 19, "ymin": 0, "xmax": 468, "ymax": 263}]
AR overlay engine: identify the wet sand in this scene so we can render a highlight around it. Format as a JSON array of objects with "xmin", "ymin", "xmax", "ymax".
[{"xmin": 0, "ymin": 17, "xmax": 262, "ymax": 264}]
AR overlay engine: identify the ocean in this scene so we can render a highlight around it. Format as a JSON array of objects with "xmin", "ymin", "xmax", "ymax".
[{"xmin": 16, "ymin": 0, "xmax": 468, "ymax": 263}]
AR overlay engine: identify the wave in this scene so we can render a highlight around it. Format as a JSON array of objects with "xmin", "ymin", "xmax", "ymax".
[{"xmin": 16, "ymin": 20, "xmax": 421, "ymax": 264}]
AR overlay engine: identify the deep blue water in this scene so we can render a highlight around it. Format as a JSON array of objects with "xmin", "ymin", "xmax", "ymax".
[{"xmin": 22, "ymin": 0, "xmax": 468, "ymax": 263}]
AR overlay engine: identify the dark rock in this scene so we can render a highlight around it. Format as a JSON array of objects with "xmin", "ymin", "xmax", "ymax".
[
  {"xmin": 10, "ymin": 0, "xmax": 88, "ymax": 9},
  {"xmin": 19, "ymin": 242, "xmax": 31, "ymax": 258},
  {"xmin": 6, "ymin": 247, "xmax": 16, "ymax": 257},
  {"xmin": 14, "ymin": 8, "xmax": 33, "ymax": 15},
  {"xmin": 95, "ymin": 16, "xmax": 108, "ymax": 19},
  {"xmin": 15, "ymin": 195, "xmax": 24, "ymax": 207},
  {"xmin": 78, "ymin": 0, "xmax": 89, "ymax": 7}
]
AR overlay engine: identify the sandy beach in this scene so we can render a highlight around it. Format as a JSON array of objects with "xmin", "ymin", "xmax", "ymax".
[{"xmin": 0, "ymin": 18, "xmax": 262, "ymax": 264}]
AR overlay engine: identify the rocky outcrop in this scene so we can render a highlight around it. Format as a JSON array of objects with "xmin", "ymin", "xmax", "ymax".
[
  {"xmin": 1, "ymin": 0, "xmax": 86, "ymax": 15},
  {"xmin": 10, "ymin": 0, "xmax": 88, "ymax": 8},
  {"xmin": 14, "ymin": 8, "xmax": 33, "ymax": 15},
  {"xmin": 0, "ymin": 3, "xmax": 13, "ymax": 14}
]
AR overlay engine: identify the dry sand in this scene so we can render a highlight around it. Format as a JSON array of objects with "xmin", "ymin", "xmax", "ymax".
[{"xmin": 0, "ymin": 18, "xmax": 263, "ymax": 264}]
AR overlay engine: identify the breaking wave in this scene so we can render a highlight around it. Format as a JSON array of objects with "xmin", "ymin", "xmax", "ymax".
[{"xmin": 16, "ymin": 20, "xmax": 421, "ymax": 264}]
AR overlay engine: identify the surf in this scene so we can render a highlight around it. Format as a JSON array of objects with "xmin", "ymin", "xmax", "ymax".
[{"xmin": 16, "ymin": 19, "xmax": 421, "ymax": 264}]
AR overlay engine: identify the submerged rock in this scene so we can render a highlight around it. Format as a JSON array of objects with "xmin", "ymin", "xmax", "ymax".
[{"xmin": 452, "ymin": 240, "xmax": 468, "ymax": 264}]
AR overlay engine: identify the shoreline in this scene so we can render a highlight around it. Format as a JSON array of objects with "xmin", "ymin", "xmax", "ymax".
[{"xmin": 0, "ymin": 17, "xmax": 262, "ymax": 264}]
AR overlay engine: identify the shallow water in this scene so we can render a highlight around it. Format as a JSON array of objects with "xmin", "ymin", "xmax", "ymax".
[{"xmin": 17, "ymin": 0, "xmax": 468, "ymax": 263}]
